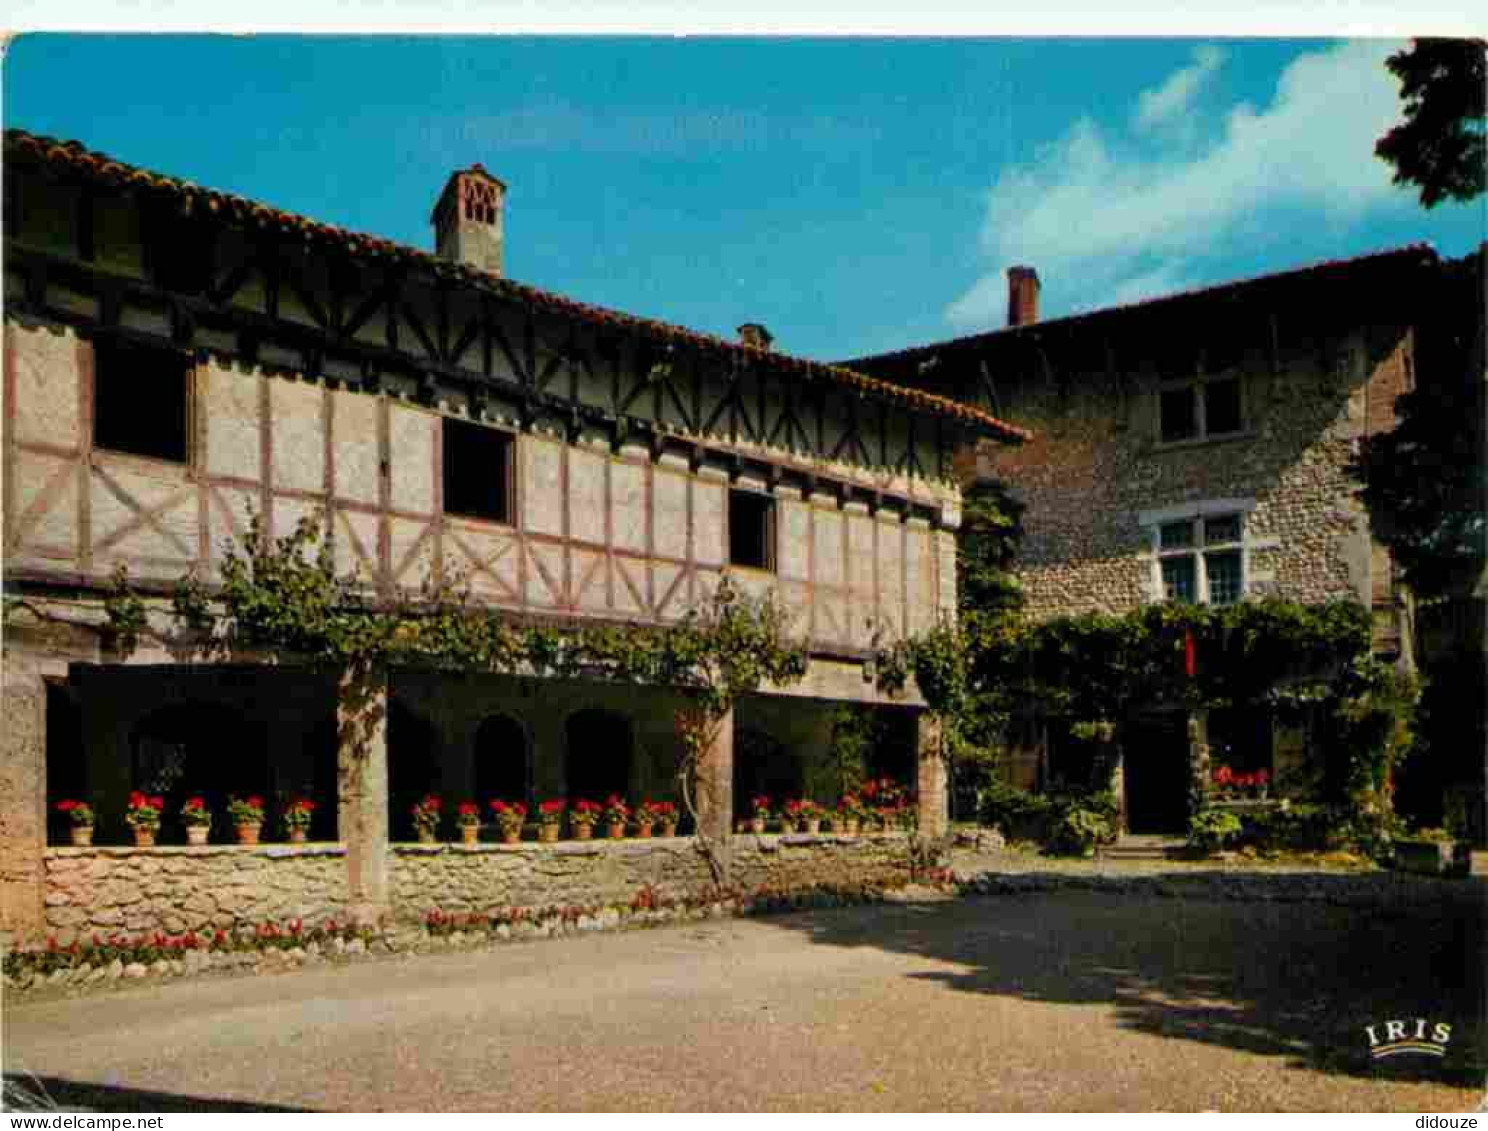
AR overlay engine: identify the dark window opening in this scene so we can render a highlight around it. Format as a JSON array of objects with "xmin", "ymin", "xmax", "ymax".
[
  {"xmin": 443, "ymin": 417, "xmax": 512, "ymax": 524},
  {"xmin": 147, "ymin": 210, "xmax": 214, "ymax": 295},
  {"xmin": 92, "ymin": 338, "xmax": 190, "ymax": 463},
  {"xmin": 475, "ymin": 714, "xmax": 530, "ymax": 808},
  {"xmin": 729, "ymin": 489, "xmax": 775, "ymax": 570},
  {"xmin": 1205, "ymin": 378, "xmax": 1243, "ymax": 434},
  {"xmin": 565, "ymin": 710, "xmax": 631, "ymax": 804},
  {"xmin": 1160, "ymin": 386, "xmax": 1197, "ymax": 443}
]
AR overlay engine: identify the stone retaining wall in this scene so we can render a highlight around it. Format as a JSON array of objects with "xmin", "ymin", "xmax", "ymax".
[
  {"xmin": 43, "ymin": 846, "xmax": 350, "ymax": 943},
  {"xmin": 43, "ymin": 834, "xmax": 915, "ymax": 941},
  {"xmin": 389, "ymin": 833, "xmax": 912, "ymax": 917}
]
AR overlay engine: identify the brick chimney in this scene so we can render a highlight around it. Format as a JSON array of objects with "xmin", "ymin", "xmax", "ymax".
[
  {"xmin": 432, "ymin": 164, "xmax": 506, "ymax": 276},
  {"xmin": 738, "ymin": 323, "xmax": 774, "ymax": 350},
  {"xmin": 1007, "ymin": 265, "xmax": 1040, "ymax": 328}
]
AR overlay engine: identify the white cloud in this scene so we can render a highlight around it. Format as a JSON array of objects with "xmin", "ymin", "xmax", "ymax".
[
  {"xmin": 1133, "ymin": 44, "xmax": 1226, "ymax": 133},
  {"xmin": 946, "ymin": 40, "xmax": 1408, "ymax": 330}
]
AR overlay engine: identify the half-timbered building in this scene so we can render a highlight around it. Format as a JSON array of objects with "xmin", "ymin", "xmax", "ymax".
[{"xmin": 0, "ymin": 130, "xmax": 1026, "ymax": 942}]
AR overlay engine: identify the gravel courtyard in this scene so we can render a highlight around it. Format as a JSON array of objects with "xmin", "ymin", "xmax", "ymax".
[{"xmin": 4, "ymin": 871, "xmax": 1483, "ymax": 1112}]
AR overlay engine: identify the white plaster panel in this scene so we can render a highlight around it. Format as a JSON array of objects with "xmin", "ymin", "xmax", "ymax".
[
  {"xmin": 526, "ymin": 542, "xmax": 564, "ymax": 606},
  {"xmin": 905, "ymin": 527, "xmax": 931, "ymax": 635},
  {"xmin": 388, "ymin": 404, "xmax": 436, "ymax": 516},
  {"xmin": 11, "ymin": 324, "xmax": 81, "ymax": 450},
  {"xmin": 269, "ymin": 380, "xmax": 325, "ymax": 494},
  {"xmin": 653, "ymin": 562, "xmax": 685, "ymax": 620},
  {"xmin": 205, "ymin": 486, "xmax": 258, "ymax": 579},
  {"xmin": 652, "ymin": 470, "xmax": 688, "ymax": 560},
  {"xmin": 813, "ymin": 508, "xmax": 844, "ymax": 587},
  {"xmin": 567, "ymin": 448, "xmax": 606, "ymax": 547},
  {"xmin": 613, "ymin": 559, "xmax": 646, "ymax": 615},
  {"xmin": 331, "ymin": 388, "xmax": 381, "ymax": 507},
  {"xmin": 572, "ymin": 549, "xmax": 606, "ymax": 610},
  {"xmin": 611, "ymin": 462, "xmax": 647, "ymax": 554},
  {"xmin": 521, "ymin": 438, "xmax": 563, "ymax": 537},
  {"xmin": 10, "ymin": 450, "xmax": 77, "ymax": 556},
  {"xmin": 694, "ymin": 480, "xmax": 726, "ymax": 567},
  {"xmin": 778, "ymin": 499, "xmax": 810, "ymax": 581},
  {"xmin": 389, "ymin": 516, "xmax": 432, "ymax": 588},
  {"xmin": 334, "ymin": 507, "xmax": 382, "ymax": 589},
  {"xmin": 202, "ymin": 365, "xmax": 261, "ymax": 482}
]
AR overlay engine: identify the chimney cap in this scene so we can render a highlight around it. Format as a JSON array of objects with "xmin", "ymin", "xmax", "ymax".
[
  {"xmin": 1007, "ymin": 264, "xmax": 1040, "ymax": 282},
  {"xmin": 430, "ymin": 164, "xmax": 508, "ymax": 225},
  {"xmin": 738, "ymin": 322, "xmax": 775, "ymax": 349}
]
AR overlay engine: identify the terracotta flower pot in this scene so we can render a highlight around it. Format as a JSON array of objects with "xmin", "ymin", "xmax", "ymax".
[
  {"xmin": 750, "ymin": 817, "xmax": 766, "ymax": 834},
  {"xmin": 236, "ymin": 822, "xmax": 261, "ymax": 846},
  {"xmin": 635, "ymin": 822, "xmax": 653, "ymax": 839},
  {"xmin": 574, "ymin": 824, "xmax": 593, "ymax": 841},
  {"xmin": 538, "ymin": 824, "xmax": 559, "ymax": 843},
  {"xmin": 288, "ymin": 828, "xmax": 309, "ymax": 844},
  {"xmin": 803, "ymin": 819, "xmax": 821, "ymax": 834},
  {"xmin": 133, "ymin": 828, "xmax": 157, "ymax": 848},
  {"xmin": 458, "ymin": 825, "xmax": 478, "ymax": 845},
  {"xmin": 416, "ymin": 829, "xmax": 436, "ymax": 845},
  {"xmin": 659, "ymin": 822, "xmax": 677, "ymax": 838},
  {"xmin": 501, "ymin": 828, "xmax": 522, "ymax": 844},
  {"xmin": 186, "ymin": 825, "xmax": 210, "ymax": 846},
  {"xmin": 607, "ymin": 822, "xmax": 626, "ymax": 840},
  {"xmin": 70, "ymin": 825, "xmax": 95, "ymax": 847}
]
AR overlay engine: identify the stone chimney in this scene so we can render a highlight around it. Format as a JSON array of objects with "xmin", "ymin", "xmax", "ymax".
[
  {"xmin": 1007, "ymin": 265, "xmax": 1040, "ymax": 328},
  {"xmin": 738, "ymin": 323, "xmax": 774, "ymax": 350},
  {"xmin": 432, "ymin": 164, "xmax": 506, "ymax": 276}
]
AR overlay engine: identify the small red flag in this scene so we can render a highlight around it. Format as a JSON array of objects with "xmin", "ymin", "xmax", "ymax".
[{"xmin": 1184, "ymin": 629, "xmax": 1197, "ymax": 678}]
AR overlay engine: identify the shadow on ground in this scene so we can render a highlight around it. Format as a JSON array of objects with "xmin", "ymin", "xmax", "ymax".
[
  {"xmin": 3, "ymin": 1074, "xmax": 313, "ymax": 1113},
  {"xmin": 768, "ymin": 871, "xmax": 1487, "ymax": 1090}
]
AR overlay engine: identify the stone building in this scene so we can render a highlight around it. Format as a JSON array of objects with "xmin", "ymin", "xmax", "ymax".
[
  {"xmin": 842, "ymin": 247, "xmax": 1438, "ymax": 832},
  {"xmin": 0, "ymin": 130, "xmax": 1027, "ymax": 943}
]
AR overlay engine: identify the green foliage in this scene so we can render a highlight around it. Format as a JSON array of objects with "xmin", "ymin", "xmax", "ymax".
[
  {"xmin": 957, "ymin": 481, "xmax": 1025, "ymax": 616},
  {"xmin": 1048, "ymin": 806, "xmax": 1111, "ymax": 857},
  {"xmin": 1375, "ymin": 38, "xmax": 1486, "ymax": 209},
  {"xmin": 104, "ymin": 563, "xmax": 147, "ymax": 654},
  {"xmin": 1187, "ymin": 808, "xmax": 1242, "ymax": 855}
]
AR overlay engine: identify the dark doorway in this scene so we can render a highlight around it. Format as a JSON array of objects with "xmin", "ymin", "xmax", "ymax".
[
  {"xmin": 474, "ymin": 714, "xmax": 530, "ymax": 806},
  {"xmin": 45, "ymin": 681, "xmax": 86, "ymax": 845},
  {"xmin": 565, "ymin": 709, "xmax": 631, "ymax": 803},
  {"xmin": 1122, "ymin": 712, "xmax": 1191, "ymax": 834},
  {"xmin": 387, "ymin": 702, "xmax": 440, "ymax": 841},
  {"xmin": 130, "ymin": 702, "xmax": 268, "ymax": 841},
  {"xmin": 733, "ymin": 728, "xmax": 802, "ymax": 819}
]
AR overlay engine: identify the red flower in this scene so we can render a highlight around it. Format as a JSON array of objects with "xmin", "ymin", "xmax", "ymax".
[
  {"xmin": 129, "ymin": 791, "xmax": 146, "ymax": 807},
  {"xmin": 56, "ymin": 799, "xmax": 77, "ymax": 812},
  {"xmin": 458, "ymin": 802, "xmax": 479, "ymax": 818},
  {"xmin": 247, "ymin": 796, "xmax": 264, "ymax": 809},
  {"xmin": 539, "ymin": 800, "xmax": 565, "ymax": 815},
  {"xmin": 493, "ymin": 800, "xmax": 529, "ymax": 817}
]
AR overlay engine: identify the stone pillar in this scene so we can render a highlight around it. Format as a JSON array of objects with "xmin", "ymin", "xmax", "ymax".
[
  {"xmin": 1187, "ymin": 709, "xmax": 1211, "ymax": 817},
  {"xmin": 338, "ymin": 668, "xmax": 390, "ymax": 925},
  {"xmin": 694, "ymin": 706, "xmax": 734, "ymax": 866},
  {"xmin": 0, "ymin": 672, "xmax": 48, "ymax": 942},
  {"xmin": 916, "ymin": 712, "xmax": 949, "ymax": 838}
]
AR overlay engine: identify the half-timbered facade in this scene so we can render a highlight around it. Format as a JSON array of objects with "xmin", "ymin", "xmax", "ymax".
[{"xmin": 1, "ymin": 130, "xmax": 1025, "ymax": 942}]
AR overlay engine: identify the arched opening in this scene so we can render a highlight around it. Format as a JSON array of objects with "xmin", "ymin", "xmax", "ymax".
[
  {"xmin": 474, "ymin": 714, "xmax": 530, "ymax": 807},
  {"xmin": 565, "ymin": 709, "xmax": 631, "ymax": 804},
  {"xmin": 733, "ymin": 727, "xmax": 802, "ymax": 820},
  {"xmin": 130, "ymin": 702, "xmax": 267, "ymax": 840},
  {"xmin": 387, "ymin": 701, "xmax": 440, "ymax": 841}
]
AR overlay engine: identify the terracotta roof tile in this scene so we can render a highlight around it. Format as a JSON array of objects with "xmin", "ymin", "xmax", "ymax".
[{"xmin": 5, "ymin": 128, "xmax": 1030, "ymax": 443}]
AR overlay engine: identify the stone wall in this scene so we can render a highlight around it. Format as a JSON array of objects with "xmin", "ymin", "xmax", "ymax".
[
  {"xmin": 43, "ymin": 846, "xmax": 350, "ymax": 943},
  {"xmin": 42, "ymin": 834, "xmax": 914, "ymax": 942},
  {"xmin": 390, "ymin": 833, "xmax": 912, "ymax": 918},
  {"xmin": 969, "ymin": 324, "xmax": 1413, "ymax": 622}
]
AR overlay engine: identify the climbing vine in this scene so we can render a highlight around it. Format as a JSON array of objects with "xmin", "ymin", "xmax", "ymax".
[{"xmin": 95, "ymin": 509, "xmax": 809, "ymax": 876}]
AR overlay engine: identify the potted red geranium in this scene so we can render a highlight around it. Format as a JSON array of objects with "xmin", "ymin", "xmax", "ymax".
[
  {"xmin": 536, "ymin": 800, "xmax": 564, "ymax": 843},
  {"xmin": 653, "ymin": 801, "xmax": 679, "ymax": 837},
  {"xmin": 602, "ymin": 795, "xmax": 630, "ymax": 839},
  {"xmin": 125, "ymin": 791, "xmax": 163, "ymax": 847},
  {"xmin": 750, "ymin": 796, "xmax": 771, "ymax": 834},
  {"xmin": 456, "ymin": 801, "xmax": 481, "ymax": 845},
  {"xmin": 633, "ymin": 801, "xmax": 659, "ymax": 838},
  {"xmin": 180, "ymin": 796, "xmax": 212, "ymax": 845},
  {"xmin": 492, "ymin": 799, "xmax": 528, "ymax": 844},
  {"xmin": 570, "ymin": 799, "xmax": 602, "ymax": 840},
  {"xmin": 411, "ymin": 795, "xmax": 441, "ymax": 844},
  {"xmin": 282, "ymin": 798, "xmax": 315, "ymax": 844},
  {"xmin": 56, "ymin": 799, "xmax": 95, "ymax": 846},
  {"xmin": 228, "ymin": 795, "xmax": 265, "ymax": 844}
]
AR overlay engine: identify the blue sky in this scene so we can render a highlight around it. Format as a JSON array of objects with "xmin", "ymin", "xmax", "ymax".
[{"xmin": 5, "ymin": 36, "xmax": 1483, "ymax": 360}]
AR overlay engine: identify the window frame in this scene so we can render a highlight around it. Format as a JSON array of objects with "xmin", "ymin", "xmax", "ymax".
[
  {"xmin": 727, "ymin": 486, "xmax": 777, "ymax": 573},
  {"xmin": 1156, "ymin": 373, "xmax": 1247, "ymax": 445},
  {"xmin": 90, "ymin": 334, "xmax": 195, "ymax": 466},
  {"xmin": 1152, "ymin": 510, "xmax": 1247, "ymax": 606},
  {"xmin": 441, "ymin": 415, "xmax": 516, "ymax": 526}
]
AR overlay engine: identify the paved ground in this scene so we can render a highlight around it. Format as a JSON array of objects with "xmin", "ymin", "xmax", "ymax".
[{"xmin": 4, "ymin": 883, "xmax": 1483, "ymax": 1112}]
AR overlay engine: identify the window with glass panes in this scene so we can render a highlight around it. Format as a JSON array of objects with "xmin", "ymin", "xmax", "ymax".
[
  {"xmin": 1155, "ymin": 512, "xmax": 1245, "ymax": 605},
  {"xmin": 1157, "ymin": 376, "xmax": 1244, "ymax": 443}
]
